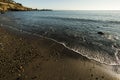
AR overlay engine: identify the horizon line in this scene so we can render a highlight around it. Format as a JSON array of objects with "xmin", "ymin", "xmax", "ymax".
[{"xmin": 37, "ymin": 9, "xmax": 120, "ymax": 11}]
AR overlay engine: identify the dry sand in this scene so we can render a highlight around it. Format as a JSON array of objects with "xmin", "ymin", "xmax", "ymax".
[{"xmin": 0, "ymin": 26, "xmax": 120, "ymax": 80}]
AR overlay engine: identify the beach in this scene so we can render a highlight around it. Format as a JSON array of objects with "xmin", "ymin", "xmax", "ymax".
[
  {"xmin": 0, "ymin": 26, "xmax": 119, "ymax": 80},
  {"xmin": 0, "ymin": 0, "xmax": 120, "ymax": 80}
]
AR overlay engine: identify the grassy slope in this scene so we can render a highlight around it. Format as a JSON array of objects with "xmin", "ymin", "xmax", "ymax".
[{"xmin": 0, "ymin": 2, "xmax": 31, "ymax": 11}]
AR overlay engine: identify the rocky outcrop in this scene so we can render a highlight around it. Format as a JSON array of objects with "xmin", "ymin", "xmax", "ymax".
[{"xmin": 0, "ymin": 1, "xmax": 32, "ymax": 12}]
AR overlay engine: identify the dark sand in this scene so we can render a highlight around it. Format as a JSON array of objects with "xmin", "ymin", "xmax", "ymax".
[{"xmin": 0, "ymin": 26, "xmax": 120, "ymax": 80}]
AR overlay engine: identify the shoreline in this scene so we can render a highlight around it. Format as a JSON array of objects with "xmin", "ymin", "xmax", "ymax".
[
  {"xmin": 2, "ymin": 23, "xmax": 118, "ymax": 66},
  {"xmin": 0, "ymin": 26, "xmax": 120, "ymax": 80}
]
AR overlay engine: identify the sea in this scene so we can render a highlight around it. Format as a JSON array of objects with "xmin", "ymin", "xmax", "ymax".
[{"xmin": 0, "ymin": 10, "xmax": 120, "ymax": 65}]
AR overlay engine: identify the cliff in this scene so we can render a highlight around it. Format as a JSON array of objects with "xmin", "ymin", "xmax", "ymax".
[{"xmin": 0, "ymin": 0, "xmax": 32, "ymax": 12}]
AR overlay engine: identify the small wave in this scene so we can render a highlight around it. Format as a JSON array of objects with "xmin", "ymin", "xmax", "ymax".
[
  {"xmin": 40, "ymin": 16, "xmax": 120, "ymax": 24},
  {"xmin": 36, "ymin": 36, "xmax": 119, "ymax": 66},
  {"xmin": 112, "ymin": 43, "xmax": 120, "ymax": 65},
  {"xmin": 4, "ymin": 25, "xmax": 118, "ymax": 65},
  {"xmin": 2, "ymin": 23, "xmax": 120, "ymax": 66}
]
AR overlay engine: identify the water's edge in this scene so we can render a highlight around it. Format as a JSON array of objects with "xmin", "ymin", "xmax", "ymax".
[{"xmin": 2, "ymin": 24, "xmax": 118, "ymax": 66}]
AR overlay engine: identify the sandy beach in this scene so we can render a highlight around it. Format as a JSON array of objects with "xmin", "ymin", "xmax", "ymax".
[{"xmin": 0, "ymin": 26, "xmax": 119, "ymax": 80}]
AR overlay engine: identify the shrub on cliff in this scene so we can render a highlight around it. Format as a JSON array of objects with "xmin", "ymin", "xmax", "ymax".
[{"xmin": 0, "ymin": 0, "xmax": 15, "ymax": 3}]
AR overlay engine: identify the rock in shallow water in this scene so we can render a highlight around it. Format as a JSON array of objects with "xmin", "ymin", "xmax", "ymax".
[{"xmin": 97, "ymin": 31, "xmax": 104, "ymax": 35}]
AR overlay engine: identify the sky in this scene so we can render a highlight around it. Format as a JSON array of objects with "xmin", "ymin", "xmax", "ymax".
[{"xmin": 14, "ymin": 0, "xmax": 120, "ymax": 10}]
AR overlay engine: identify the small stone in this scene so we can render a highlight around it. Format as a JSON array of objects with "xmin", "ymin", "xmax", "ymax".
[
  {"xmin": 101, "ymin": 76, "xmax": 104, "ymax": 78},
  {"xmin": 19, "ymin": 38, "xmax": 22, "ymax": 41},
  {"xmin": 31, "ymin": 76, "xmax": 37, "ymax": 79},
  {"xmin": 20, "ymin": 66, "xmax": 24, "ymax": 72},
  {"xmin": 0, "ymin": 24, "xmax": 3, "ymax": 26},
  {"xmin": 18, "ymin": 74, "xmax": 21, "ymax": 77},
  {"xmin": 16, "ymin": 77, "xmax": 21, "ymax": 80},
  {"xmin": 95, "ymin": 77, "xmax": 98, "ymax": 80},
  {"xmin": 0, "ymin": 43, "xmax": 3, "ymax": 48},
  {"xmin": 25, "ymin": 75, "xmax": 28, "ymax": 78},
  {"xmin": 91, "ymin": 74, "xmax": 93, "ymax": 77}
]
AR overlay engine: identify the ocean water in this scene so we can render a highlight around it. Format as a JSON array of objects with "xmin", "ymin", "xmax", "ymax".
[{"xmin": 1, "ymin": 10, "xmax": 120, "ymax": 65}]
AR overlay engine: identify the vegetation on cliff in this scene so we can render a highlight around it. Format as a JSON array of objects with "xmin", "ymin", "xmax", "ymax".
[
  {"xmin": 0, "ymin": 0, "xmax": 32, "ymax": 12},
  {"xmin": 0, "ymin": 0, "xmax": 15, "ymax": 3}
]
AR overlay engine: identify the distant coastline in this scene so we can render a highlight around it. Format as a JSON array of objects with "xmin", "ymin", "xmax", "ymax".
[
  {"xmin": 39, "ymin": 9, "xmax": 53, "ymax": 11},
  {"xmin": 32, "ymin": 9, "xmax": 53, "ymax": 11}
]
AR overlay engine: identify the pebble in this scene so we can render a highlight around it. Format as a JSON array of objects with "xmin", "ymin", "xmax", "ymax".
[
  {"xmin": 16, "ymin": 77, "xmax": 22, "ymax": 80},
  {"xmin": 0, "ymin": 24, "xmax": 3, "ymax": 27},
  {"xmin": 31, "ymin": 76, "xmax": 37, "ymax": 79},
  {"xmin": 18, "ymin": 74, "xmax": 21, "ymax": 77},
  {"xmin": 20, "ymin": 66, "xmax": 24, "ymax": 72}
]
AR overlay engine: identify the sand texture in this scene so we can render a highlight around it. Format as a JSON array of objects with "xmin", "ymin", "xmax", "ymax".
[{"xmin": 0, "ymin": 26, "xmax": 119, "ymax": 80}]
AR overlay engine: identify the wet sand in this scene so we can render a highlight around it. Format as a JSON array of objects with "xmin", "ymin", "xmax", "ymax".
[{"xmin": 0, "ymin": 26, "xmax": 119, "ymax": 80}]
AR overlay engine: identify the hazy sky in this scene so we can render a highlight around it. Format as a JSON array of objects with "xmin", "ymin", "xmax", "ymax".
[{"xmin": 14, "ymin": 0, "xmax": 120, "ymax": 10}]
